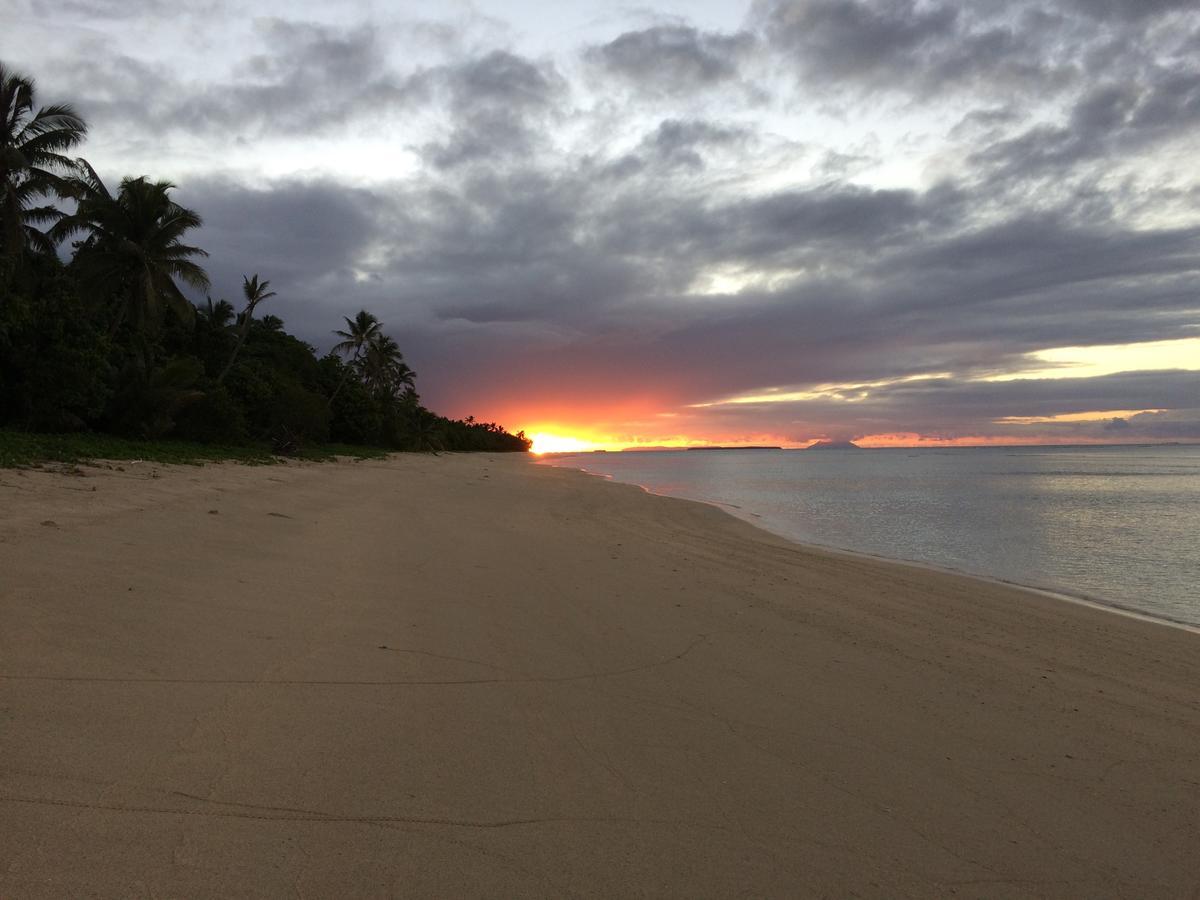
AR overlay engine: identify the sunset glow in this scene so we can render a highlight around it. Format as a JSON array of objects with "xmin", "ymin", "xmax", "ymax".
[
  {"xmin": 985, "ymin": 338, "xmax": 1200, "ymax": 383},
  {"xmin": 529, "ymin": 433, "xmax": 596, "ymax": 454},
  {"xmin": 994, "ymin": 410, "xmax": 1168, "ymax": 426}
]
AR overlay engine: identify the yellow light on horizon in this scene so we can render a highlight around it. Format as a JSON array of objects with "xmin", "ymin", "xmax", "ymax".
[
  {"xmin": 984, "ymin": 336, "xmax": 1200, "ymax": 382},
  {"xmin": 524, "ymin": 429, "xmax": 717, "ymax": 453},
  {"xmin": 994, "ymin": 409, "xmax": 1166, "ymax": 425},
  {"xmin": 529, "ymin": 433, "xmax": 595, "ymax": 454},
  {"xmin": 694, "ymin": 372, "xmax": 956, "ymax": 407}
]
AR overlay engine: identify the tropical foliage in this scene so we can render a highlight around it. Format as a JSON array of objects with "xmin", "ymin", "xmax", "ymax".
[
  {"xmin": 0, "ymin": 62, "xmax": 87, "ymax": 259},
  {"xmin": 0, "ymin": 61, "xmax": 529, "ymax": 455}
]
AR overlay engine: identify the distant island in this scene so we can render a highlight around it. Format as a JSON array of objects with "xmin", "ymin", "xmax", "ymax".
[
  {"xmin": 806, "ymin": 440, "xmax": 861, "ymax": 450},
  {"xmin": 688, "ymin": 446, "xmax": 782, "ymax": 451}
]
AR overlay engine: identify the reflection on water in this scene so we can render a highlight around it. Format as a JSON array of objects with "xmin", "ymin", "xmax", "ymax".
[{"xmin": 540, "ymin": 445, "xmax": 1200, "ymax": 626}]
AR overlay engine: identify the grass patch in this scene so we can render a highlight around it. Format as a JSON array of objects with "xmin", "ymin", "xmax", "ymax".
[
  {"xmin": 292, "ymin": 443, "xmax": 391, "ymax": 463},
  {"xmin": 0, "ymin": 430, "xmax": 390, "ymax": 469}
]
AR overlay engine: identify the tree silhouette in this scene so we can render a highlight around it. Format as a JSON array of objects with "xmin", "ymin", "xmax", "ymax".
[
  {"xmin": 329, "ymin": 309, "xmax": 382, "ymax": 405},
  {"xmin": 55, "ymin": 170, "xmax": 209, "ymax": 339},
  {"xmin": 198, "ymin": 296, "xmax": 235, "ymax": 331},
  {"xmin": 361, "ymin": 333, "xmax": 416, "ymax": 401},
  {"xmin": 0, "ymin": 62, "xmax": 87, "ymax": 260},
  {"xmin": 217, "ymin": 274, "xmax": 276, "ymax": 384}
]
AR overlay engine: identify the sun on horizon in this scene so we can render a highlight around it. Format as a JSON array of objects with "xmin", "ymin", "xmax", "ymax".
[{"xmin": 529, "ymin": 432, "xmax": 597, "ymax": 454}]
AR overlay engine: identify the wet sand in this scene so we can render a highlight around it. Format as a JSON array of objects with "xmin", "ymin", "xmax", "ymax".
[{"xmin": 1, "ymin": 453, "xmax": 1198, "ymax": 898}]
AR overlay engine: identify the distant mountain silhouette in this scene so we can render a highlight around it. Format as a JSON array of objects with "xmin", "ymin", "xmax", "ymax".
[{"xmin": 806, "ymin": 439, "xmax": 861, "ymax": 450}]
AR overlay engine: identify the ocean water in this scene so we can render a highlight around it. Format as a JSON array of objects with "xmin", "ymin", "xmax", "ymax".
[{"xmin": 540, "ymin": 445, "xmax": 1200, "ymax": 627}]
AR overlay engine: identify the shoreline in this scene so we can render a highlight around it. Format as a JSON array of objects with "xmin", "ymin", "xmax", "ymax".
[
  {"xmin": 547, "ymin": 455, "xmax": 1200, "ymax": 635},
  {"xmin": 4, "ymin": 454, "xmax": 1199, "ymax": 897}
]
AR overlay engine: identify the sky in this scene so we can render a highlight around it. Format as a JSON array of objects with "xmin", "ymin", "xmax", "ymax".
[{"xmin": 7, "ymin": 0, "xmax": 1200, "ymax": 449}]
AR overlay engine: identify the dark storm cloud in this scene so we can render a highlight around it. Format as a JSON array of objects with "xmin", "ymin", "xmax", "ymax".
[
  {"xmin": 38, "ymin": 21, "xmax": 568, "ymax": 174},
  {"xmin": 365, "ymin": 171, "xmax": 952, "ymax": 329},
  {"xmin": 1116, "ymin": 410, "xmax": 1200, "ymax": 439},
  {"xmin": 586, "ymin": 25, "xmax": 755, "ymax": 95},
  {"xmin": 753, "ymin": 0, "xmax": 1073, "ymax": 97},
  {"xmin": 598, "ymin": 119, "xmax": 756, "ymax": 179},
  {"xmin": 949, "ymin": 107, "xmax": 1020, "ymax": 140},
  {"xmin": 719, "ymin": 184, "xmax": 933, "ymax": 257},
  {"xmin": 640, "ymin": 119, "xmax": 750, "ymax": 171},
  {"xmin": 42, "ymin": 19, "xmax": 421, "ymax": 138},
  {"xmin": 161, "ymin": 137, "xmax": 1199, "ymax": 425},
  {"xmin": 686, "ymin": 371, "xmax": 1200, "ymax": 442},
  {"xmin": 379, "ymin": 169, "xmax": 649, "ymax": 325},
  {"xmin": 888, "ymin": 213, "xmax": 1200, "ymax": 321},
  {"xmin": 172, "ymin": 175, "xmax": 387, "ymax": 338},
  {"xmin": 364, "ymin": 172, "xmax": 1196, "ymax": 426},
  {"xmin": 571, "ymin": 177, "xmax": 963, "ymax": 281},
  {"xmin": 975, "ymin": 67, "xmax": 1200, "ymax": 181},
  {"xmin": 420, "ymin": 51, "xmax": 567, "ymax": 169},
  {"xmin": 1062, "ymin": 0, "xmax": 1197, "ymax": 21},
  {"xmin": 870, "ymin": 371, "xmax": 1200, "ymax": 422}
]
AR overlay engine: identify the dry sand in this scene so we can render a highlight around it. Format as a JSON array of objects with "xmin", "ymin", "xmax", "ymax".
[{"xmin": 1, "ymin": 453, "xmax": 1198, "ymax": 898}]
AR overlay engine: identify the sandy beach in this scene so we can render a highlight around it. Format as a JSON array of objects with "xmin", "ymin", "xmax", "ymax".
[{"xmin": 1, "ymin": 453, "xmax": 1198, "ymax": 898}]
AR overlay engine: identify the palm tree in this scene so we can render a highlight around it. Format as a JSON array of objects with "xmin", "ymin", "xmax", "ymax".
[
  {"xmin": 408, "ymin": 413, "xmax": 445, "ymax": 453},
  {"xmin": 54, "ymin": 171, "xmax": 209, "ymax": 337},
  {"xmin": 216, "ymin": 274, "xmax": 276, "ymax": 384},
  {"xmin": 360, "ymin": 333, "xmax": 416, "ymax": 400},
  {"xmin": 194, "ymin": 295, "xmax": 235, "ymax": 378},
  {"xmin": 0, "ymin": 62, "xmax": 87, "ymax": 259},
  {"xmin": 328, "ymin": 309, "xmax": 381, "ymax": 405},
  {"xmin": 198, "ymin": 296, "xmax": 235, "ymax": 330}
]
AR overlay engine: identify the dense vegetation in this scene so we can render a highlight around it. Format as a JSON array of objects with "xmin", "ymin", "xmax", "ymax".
[
  {"xmin": 0, "ymin": 62, "xmax": 530, "ymax": 457},
  {"xmin": 0, "ymin": 429, "xmax": 392, "ymax": 468}
]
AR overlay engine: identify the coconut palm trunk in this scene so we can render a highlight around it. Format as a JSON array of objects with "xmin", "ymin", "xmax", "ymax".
[{"xmin": 216, "ymin": 274, "xmax": 275, "ymax": 385}]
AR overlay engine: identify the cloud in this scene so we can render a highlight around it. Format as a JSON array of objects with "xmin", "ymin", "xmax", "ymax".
[
  {"xmin": 975, "ymin": 67, "xmax": 1200, "ymax": 181},
  {"xmin": 677, "ymin": 371, "xmax": 1200, "ymax": 443},
  {"xmin": 28, "ymin": 0, "xmax": 222, "ymax": 18},
  {"xmin": 29, "ymin": 20, "xmax": 572, "ymax": 182},
  {"xmin": 172, "ymin": 174, "xmax": 385, "ymax": 338},
  {"xmin": 419, "ymin": 51, "xmax": 567, "ymax": 169},
  {"xmin": 1116, "ymin": 409, "xmax": 1200, "ymax": 439},
  {"xmin": 636, "ymin": 119, "xmax": 751, "ymax": 171},
  {"xmin": 752, "ymin": 0, "xmax": 1074, "ymax": 98},
  {"xmin": 36, "ymin": 19, "xmax": 422, "ymax": 140},
  {"xmin": 751, "ymin": 0, "xmax": 1200, "ymax": 153},
  {"xmin": 1062, "ymin": 0, "xmax": 1197, "ymax": 21},
  {"xmin": 586, "ymin": 25, "xmax": 755, "ymax": 95}
]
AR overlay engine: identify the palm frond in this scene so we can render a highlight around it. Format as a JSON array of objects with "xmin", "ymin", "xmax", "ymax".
[
  {"xmin": 164, "ymin": 257, "xmax": 211, "ymax": 291},
  {"xmin": 21, "ymin": 203, "xmax": 64, "ymax": 226},
  {"xmin": 22, "ymin": 222, "xmax": 57, "ymax": 257}
]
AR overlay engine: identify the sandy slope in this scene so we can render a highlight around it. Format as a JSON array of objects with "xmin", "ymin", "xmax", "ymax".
[{"xmin": 1, "ymin": 454, "xmax": 1197, "ymax": 898}]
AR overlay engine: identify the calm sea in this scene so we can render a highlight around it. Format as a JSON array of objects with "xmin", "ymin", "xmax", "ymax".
[{"xmin": 539, "ymin": 445, "xmax": 1200, "ymax": 627}]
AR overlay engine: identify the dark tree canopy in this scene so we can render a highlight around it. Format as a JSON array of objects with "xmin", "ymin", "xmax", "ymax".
[{"xmin": 0, "ymin": 59, "xmax": 529, "ymax": 455}]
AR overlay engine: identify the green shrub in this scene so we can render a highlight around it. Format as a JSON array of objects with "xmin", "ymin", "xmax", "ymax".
[{"xmin": 173, "ymin": 383, "xmax": 248, "ymax": 444}]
